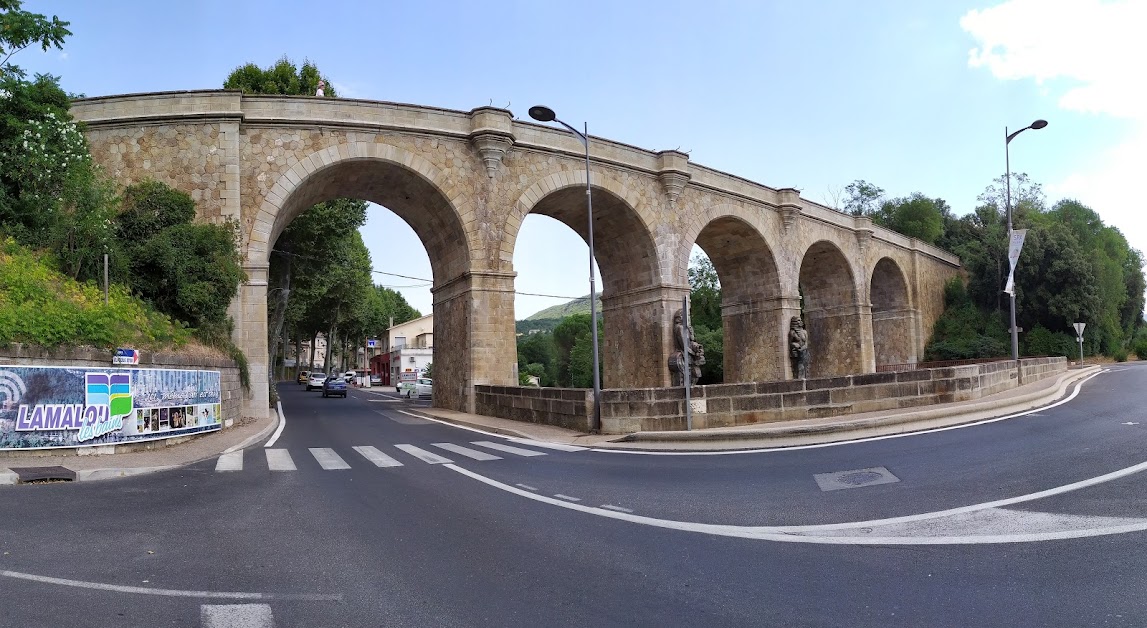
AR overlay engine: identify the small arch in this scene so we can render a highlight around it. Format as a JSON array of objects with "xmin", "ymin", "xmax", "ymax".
[
  {"xmin": 871, "ymin": 257, "xmax": 917, "ymax": 367},
  {"xmin": 798, "ymin": 241, "xmax": 861, "ymax": 377}
]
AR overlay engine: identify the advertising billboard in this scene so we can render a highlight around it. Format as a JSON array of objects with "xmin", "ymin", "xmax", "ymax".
[{"xmin": 0, "ymin": 365, "xmax": 223, "ymax": 450}]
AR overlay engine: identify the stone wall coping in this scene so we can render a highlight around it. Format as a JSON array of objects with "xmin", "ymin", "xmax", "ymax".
[
  {"xmin": 0, "ymin": 343, "xmax": 237, "ymax": 369},
  {"xmin": 70, "ymin": 90, "xmax": 960, "ymax": 268}
]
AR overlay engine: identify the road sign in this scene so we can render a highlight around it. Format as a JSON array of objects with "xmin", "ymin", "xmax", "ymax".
[
  {"xmin": 113, "ymin": 348, "xmax": 139, "ymax": 365},
  {"xmin": 1073, "ymin": 322, "xmax": 1086, "ymax": 336}
]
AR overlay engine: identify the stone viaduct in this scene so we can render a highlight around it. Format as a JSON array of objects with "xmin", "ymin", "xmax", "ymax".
[{"xmin": 70, "ymin": 90, "xmax": 962, "ymax": 421}]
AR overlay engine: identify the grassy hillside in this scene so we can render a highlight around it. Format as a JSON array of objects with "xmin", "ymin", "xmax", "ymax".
[
  {"xmin": 0, "ymin": 238, "xmax": 191, "ymax": 349},
  {"xmin": 517, "ymin": 295, "xmax": 602, "ymax": 334}
]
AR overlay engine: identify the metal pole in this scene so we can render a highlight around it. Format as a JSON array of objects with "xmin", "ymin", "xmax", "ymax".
[
  {"xmin": 681, "ymin": 295, "xmax": 692, "ymax": 431},
  {"xmin": 1079, "ymin": 336, "xmax": 1084, "ymax": 366},
  {"xmin": 585, "ymin": 121, "xmax": 602, "ymax": 434},
  {"xmin": 1005, "ymin": 127, "xmax": 1019, "ymax": 361},
  {"xmin": 103, "ymin": 253, "xmax": 109, "ymax": 306}
]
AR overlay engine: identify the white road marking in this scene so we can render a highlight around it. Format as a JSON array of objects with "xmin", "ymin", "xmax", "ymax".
[
  {"xmin": 443, "ymin": 456, "xmax": 1147, "ymax": 545},
  {"xmin": 215, "ymin": 452, "xmax": 243, "ymax": 472},
  {"xmin": 507, "ymin": 438, "xmax": 587, "ymax": 452},
  {"xmin": 0, "ymin": 468, "xmax": 18, "ymax": 485},
  {"xmin": 1124, "ymin": 422, "xmax": 1139, "ymax": 426},
  {"xmin": 431, "ymin": 443, "xmax": 502, "ymax": 461},
  {"xmin": 201, "ymin": 604, "xmax": 273, "ymax": 628},
  {"xmin": 589, "ymin": 370, "xmax": 1103, "ymax": 456},
  {"xmin": 308, "ymin": 448, "xmax": 351, "ymax": 470},
  {"xmin": 554, "ymin": 494, "xmax": 581, "ymax": 502},
  {"xmin": 0, "ymin": 569, "xmax": 341, "ymax": 600},
  {"xmin": 263, "ymin": 401, "xmax": 287, "ymax": 448},
  {"xmin": 516, "ymin": 483, "xmax": 538, "ymax": 491},
  {"xmin": 601, "ymin": 505, "xmax": 634, "ymax": 513},
  {"xmin": 471, "ymin": 441, "xmax": 547, "ymax": 457},
  {"xmin": 353, "ymin": 446, "xmax": 404, "ymax": 468},
  {"xmin": 264, "ymin": 449, "xmax": 296, "ymax": 472},
  {"xmin": 394, "ymin": 444, "xmax": 453, "ymax": 464}
]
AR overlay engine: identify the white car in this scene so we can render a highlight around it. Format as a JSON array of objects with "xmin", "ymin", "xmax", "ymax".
[
  {"xmin": 401, "ymin": 378, "xmax": 433, "ymax": 399},
  {"xmin": 306, "ymin": 372, "xmax": 328, "ymax": 391}
]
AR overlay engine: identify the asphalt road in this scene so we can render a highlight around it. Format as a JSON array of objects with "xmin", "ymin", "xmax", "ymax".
[{"xmin": 2, "ymin": 364, "xmax": 1147, "ymax": 627}]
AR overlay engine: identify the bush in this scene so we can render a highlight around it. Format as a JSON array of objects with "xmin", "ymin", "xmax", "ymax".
[
  {"xmin": 1133, "ymin": 328, "xmax": 1147, "ymax": 360},
  {"xmin": 1113, "ymin": 349, "xmax": 1128, "ymax": 362},
  {"xmin": 1024, "ymin": 324, "xmax": 1077, "ymax": 358}
]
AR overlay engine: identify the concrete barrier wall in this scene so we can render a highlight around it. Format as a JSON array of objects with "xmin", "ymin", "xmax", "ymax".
[
  {"xmin": 0, "ymin": 343, "xmax": 243, "ymax": 425},
  {"xmin": 476, "ymin": 357, "xmax": 1068, "ymax": 434}
]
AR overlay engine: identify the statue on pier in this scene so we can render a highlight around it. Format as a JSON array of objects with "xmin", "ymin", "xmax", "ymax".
[
  {"xmin": 668, "ymin": 308, "xmax": 705, "ymax": 387},
  {"xmin": 789, "ymin": 316, "xmax": 810, "ymax": 379}
]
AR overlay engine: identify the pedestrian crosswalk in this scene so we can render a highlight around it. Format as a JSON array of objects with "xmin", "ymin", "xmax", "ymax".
[{"xmin": 213, "ymin": 439, "xmax": 578, "ymax": 473}]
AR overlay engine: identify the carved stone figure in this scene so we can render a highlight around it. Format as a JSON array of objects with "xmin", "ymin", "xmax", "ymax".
[
  {"xmin": 789, "ymin": 316, "xmax": 810, "ymax": 379},
  {"xmin": 668, "ymin": 309, "xmax": 705, "ymax": 386}
]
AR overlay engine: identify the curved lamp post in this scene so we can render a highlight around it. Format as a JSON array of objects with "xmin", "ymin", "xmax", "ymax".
[
  {"xmin": 528, "ymin": 105, "xmax": 602, "ymax": 433},
  {"xmin": 1004, "ymin": 118, "xmax": 1048, "ymax": 360}
]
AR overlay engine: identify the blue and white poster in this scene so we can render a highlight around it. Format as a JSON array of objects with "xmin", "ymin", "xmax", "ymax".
[{"xmin": 0, "ymin": 365, "xmax": 222, "ymax": 450}]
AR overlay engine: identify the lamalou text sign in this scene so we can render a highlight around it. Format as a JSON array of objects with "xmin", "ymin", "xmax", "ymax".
[{"xmin": 0, "ymin": 365, "xmax": 223, "ymax": 450}]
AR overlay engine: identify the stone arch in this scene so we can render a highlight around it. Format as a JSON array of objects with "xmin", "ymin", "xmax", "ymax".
[
  {"xmin": 690, "ymin": 212, "xmax": 785, "ymax": 382},
  {"xmin": 247, "ymin": 142, "xmax": 473, "ymax": 280},
  {"xmin": 510, "ymin": 173, "xmax": 663, "ymax": 388},
  {"xmin": 798, "ymin": 241, "xmax": 862, "ymax": 377},
  {"xmin": 870, "ymin": 256, "xmax": 917, "ymax": 367}
]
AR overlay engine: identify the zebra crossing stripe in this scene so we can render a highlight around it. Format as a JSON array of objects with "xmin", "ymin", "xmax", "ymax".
[
  {"xmin": 215, "ymin": 451, "xmax": 243, "ymax": 472},
  {"xmin": 471, "ymin": 441, "xmax": 547, "ymax": 457},
  {"xmin": 394, "ymin": 444, "xmax": 453, "ymax": 464},
  {"xmin": 431, "ymin": 443, "xmax": 502, "ymax": 461},
  {"xmin": 308, "ymin": 448, "xmax": 351, "ymax": 470},
  {"xmin": 264, "ymin": 449, "xmax": 296, "ymax": 472},
  {"xmin": 353, "ymin": 446, "xmax": 403, "ymax": 468},
  {"xmin": 506, "ymin": 438, "xmax": 586, "ymax": 452},
  {"xmin": 200, "ymin": 603, "xmax": 273, "ymax": 628}
]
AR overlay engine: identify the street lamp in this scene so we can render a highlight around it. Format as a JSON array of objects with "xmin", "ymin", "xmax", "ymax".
[
  {"xmin": 528, "ymin": 105, "xmax": 601, "ymax": 433},
  {"xmin": 1004, "ymin": 118, "xmax": 1048, "ymax": 360}
]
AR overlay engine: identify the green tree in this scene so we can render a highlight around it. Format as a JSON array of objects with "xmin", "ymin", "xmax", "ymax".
[
  {"xmin": 878, "ymin": 193, "xmax": 946, "ymax": 244},
  {"xmin": 842, "ymin": 180, "xmax": 885, "ymax": 217},
  {"xmin": 224, "ymin": 56, "xmax": 333, "ymax": 97},
  {"xmin": 688, "ymin": 253, "xmax": 721, "ymax": 331},
  {"xmin": 517, "ymin": 331, "xmax": 557, "ymax": 386},
  {"xmin": 0, "ymin": 1, "xmax": 71, "ymax": 79},
  {"xmin": 131, "ymin": 222, "xmax": 244, "ymax": 328}
]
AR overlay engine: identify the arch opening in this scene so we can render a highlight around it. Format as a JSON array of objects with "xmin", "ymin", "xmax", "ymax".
[
  {"xmin": 798, "ymin": 241, "xmax": 861, "ymax": 378},
  {"xmin": 871, "ymin": 257, "xmax": 916, "ymax": 368}
]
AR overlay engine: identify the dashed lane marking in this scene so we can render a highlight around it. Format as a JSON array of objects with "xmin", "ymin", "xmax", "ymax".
[
  {"xmin": 601, "ymin": 505, "xmax": 634, "ymax": 513},
  {"xmin": 472, "ymin": 441, "xmax": 547, "ymax": 457},
  {"xmin": 393, "ymin": 444, "xmax": 453, "ymax": 464},
  {"xmin": 308, "ymin": 448, "xmax": 350, "ymax": 470},
  {"xmin": 554, "ymin": 494, "xmax": 582, "ymax": 502},
  {"xmin": 516, "ymin": 483, "xmax": 538, "ymax": 491},
  {"xmin": 432, "ymin": 443, "xmax": 502, "ymax": 461},
  {"xmin": 353, "ymin": 446, "xmax": 404, "ymax": 467}
]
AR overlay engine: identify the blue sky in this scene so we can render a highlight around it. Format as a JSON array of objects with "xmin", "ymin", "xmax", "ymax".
[{"xmin": 19, "ymin": 0, "xmax": 1144, "ymax": 319}]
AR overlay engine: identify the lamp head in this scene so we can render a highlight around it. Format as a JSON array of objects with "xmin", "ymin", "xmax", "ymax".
[
  {"xmin": 1031, "ymin": 119, "xmax": 1048, "ymax": 130},
  {"xmin": 528, "ymin": 105, "xmax": 556, "ymax": 122}
]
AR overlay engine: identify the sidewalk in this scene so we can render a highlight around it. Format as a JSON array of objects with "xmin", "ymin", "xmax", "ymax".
[{"xmin": 0, "ymin": 366, "xmax": 1101, "ymax": 483}]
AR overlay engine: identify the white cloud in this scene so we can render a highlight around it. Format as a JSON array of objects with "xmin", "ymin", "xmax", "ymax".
[
  {"xmin": 962, "ymin": 0, "xmax": 1147, "ymax": 267},
  {"xmin": 58, "ymin": 52, "xmax": 68, "ymax": 61}
]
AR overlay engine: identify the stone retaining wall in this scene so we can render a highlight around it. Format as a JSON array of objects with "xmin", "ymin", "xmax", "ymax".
[
  {"xmin": 0, "ymin": 344, "xmax": 243, "ymax": 453},
  {"xmin": 475, "ymin": 357, "xmax": 1067, "ymax": 434}
]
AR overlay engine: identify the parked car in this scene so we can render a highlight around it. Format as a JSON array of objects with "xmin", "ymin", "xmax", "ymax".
[
  {"xmin": 297, "ymin": 370, "xmax": 309, "ymax": 385},
  {"xmin": 306, "ymin": 372, "xmax": 327, "ymax": 391},
  {"xmin": 322, "ymin": 374, "xmax": 348, "ymax": 398},
  {"xmin": 370, "ymin": 374, "xmax": 382, "ymax": 386},
  {"xmin": 401, "ymin": 378, "xmax": 433, "ymax": 399}
]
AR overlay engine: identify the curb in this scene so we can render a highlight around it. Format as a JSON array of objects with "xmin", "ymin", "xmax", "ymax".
[{"xmin": 616, "ymin": 366, "xmax": 1101, "ymax": 446}]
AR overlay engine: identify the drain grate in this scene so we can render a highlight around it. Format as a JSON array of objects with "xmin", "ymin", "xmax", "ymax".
[
  {"xmin": 814, "ymin": 466, "xmax": 899, "ymax": 492},
  {"xmin": 11, "ymin": 466, "xmax": 77, "ymax": 484}
]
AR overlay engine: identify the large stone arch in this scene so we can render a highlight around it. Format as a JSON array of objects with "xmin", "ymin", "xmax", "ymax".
[
  {"xmin": 870, "ymin": 256, "xmax": 917, "ymax": 368},
  {"xmin": 689, "ymin": 211, "xmax": 786, "ymax": 382},
  {"xmin": 510, "ymin": 173, "xmax": 666, "ymax": 388},
  {"xmin": 798, "ymin": 241, "xmax": 863, "ymax": 378},
  {"xmin": 239, "ymin": 142, "xmax": 503, "ymax": 413}
]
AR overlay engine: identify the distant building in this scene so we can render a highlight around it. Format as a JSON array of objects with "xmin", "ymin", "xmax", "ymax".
[{"xmin": 368, "ymin": 314, "xmax": 433, "ymax": 389}]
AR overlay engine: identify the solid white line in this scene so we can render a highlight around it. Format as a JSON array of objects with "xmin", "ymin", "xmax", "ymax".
[
  {"xmin": 394, "ymin": 444, "xmax": 453, "ymax": 464},
  {"xmin": 353, "ymin": 446, "xmax": 404, "ymax": 468},
  {"xmin": 201, "ymin": 603, "xmax": 274, "ymax": 628},
  {"xmin": 471, "ymin": 441, "xmax": 547, "ymax": 457},
  {"xmin": 601, "ymin": 505, "xmax": 634, "ymax": 513},
  {"xmin": 432, "ymin": 443, "xmax": 502, "ymax": 461},
  {"xmin": 516, "ymin": 483, "xmax": 538, "ymax": 491},
  {"xmin": 308, "ymin": 448, "xmax": 351, "ymax": 470},
  {"xmin": 442, "ymin": 458, "xmax": 1147, "ymax": 545},
  {"xmin": 554, "ymin": 494, "xmax": 582, "ymax": 502},
  {"xmin": 0, "ymin": 569, "xmax": 341, "ymax": 600},
  {"xmin": 589, "ymin": 371, "xmax": 1103, "ymax": 456},
  {"xmin": 507, "ymin": 438, "xmax": 587, "ymax": 452},
  {"xmin": 264, "ymin": 449, "xmax": 296, "ymax": 472},
  {"xmin": 264, "ymin": 401, "xmax": 286, "ymax": 448},
  {"xmin": 215, "ymin": 451, "xmax": 243, "ymax": 472}
]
